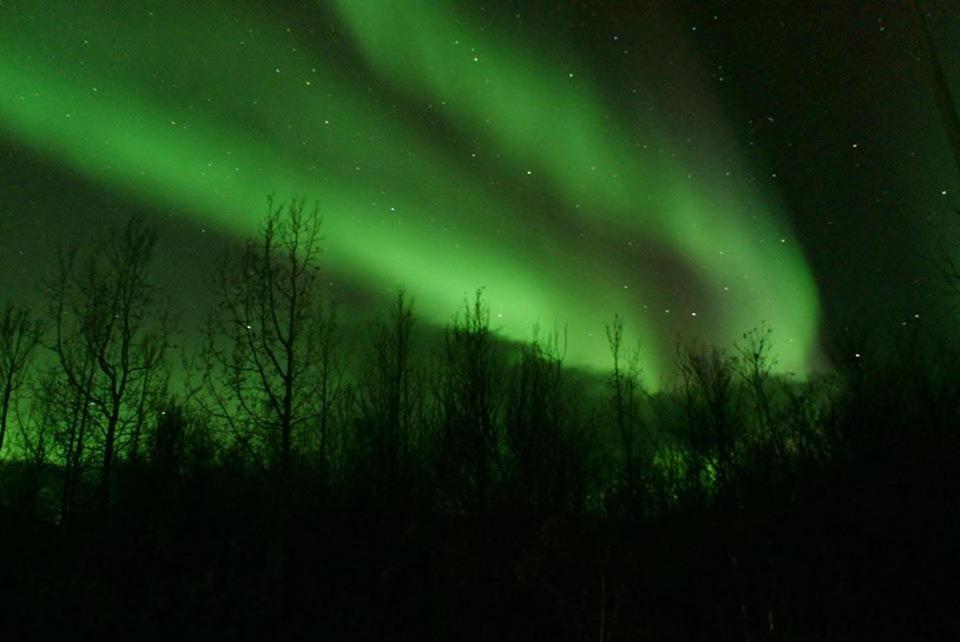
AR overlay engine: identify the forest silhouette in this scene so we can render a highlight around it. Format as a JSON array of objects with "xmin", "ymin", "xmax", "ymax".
[{"xmin": 0, "ymin": 199, "xmax": 958, "ymax": 641}]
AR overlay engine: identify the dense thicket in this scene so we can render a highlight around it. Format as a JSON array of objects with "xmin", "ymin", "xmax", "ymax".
[{"xmin": 0, "ymin": 206, "xmax": 957, "ymax": 641}]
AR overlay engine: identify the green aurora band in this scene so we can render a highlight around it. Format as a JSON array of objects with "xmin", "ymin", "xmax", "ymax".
[{"xmin": 0, "ymin": 1, "xmax": 820, "ymax": 385}]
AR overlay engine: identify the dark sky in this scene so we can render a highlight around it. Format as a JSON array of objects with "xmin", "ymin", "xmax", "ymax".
[{"xmin": 1, "ymin": 0, "xmax": 958, "ymax": 380}]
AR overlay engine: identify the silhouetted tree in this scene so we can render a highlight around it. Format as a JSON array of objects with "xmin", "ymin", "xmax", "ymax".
[
  {"xmin": 18, "ymin": 375, "xmax": 53, "ymax": 470},
  {"xmin": 200, "ymin": 198, "xmax": 340, "ymax": 475},
  {"xmin": 734, "ymin": 325, "xmax": 780, "ymax": 457},
  {"xmin": 0, "ymin": 302, "xmax": 44, "ymax": 457},
  {"xmin": 676, "ymin": 343, "xmax": 739, "ymax": 496},
  {"xmin": 47, "ymin": 216, "xmax": 168, "ymax": 509},
  {"xmin": 605, "ymin": 315, "xmax": 645, "ymax": 487},
  {"xmin": 504, "ymin": 324, "xmax": 588, "ymax": 513},
  {"xmin": 43, "ymin": 357, "xmax": 93, "ymax": 517},
  {"xmin": 150, "ymin": 401, "xmax": 187, "ymax": 481},
  {"xmin": 356, "ymin": 289, "xmax": 421, "ymax": 492},
  {"xmin": 435, "ymin": 289, "xmax": 503, "ymax": 511}
]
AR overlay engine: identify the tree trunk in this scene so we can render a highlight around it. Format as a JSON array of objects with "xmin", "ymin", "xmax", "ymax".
[
  {"xmin": 0, "ymin": 373, "xmax": 13, "ymax": 455},
  {"xmin": 100, "ymin": 405, "xmax": 120, "ymax": 509}
]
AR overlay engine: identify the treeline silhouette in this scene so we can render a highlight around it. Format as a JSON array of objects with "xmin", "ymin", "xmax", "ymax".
[{"xmin": 0, "ymin": 202, "xmax": 957, "ymax": 641}]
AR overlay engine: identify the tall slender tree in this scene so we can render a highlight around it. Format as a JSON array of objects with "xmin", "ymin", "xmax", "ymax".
[
  {"xmin": 200, "ymin": 198, "xmax": 340, "ymax": 474},
  {"xmin": 735, "ymin": 325, "xmax": 779, "ymax": 456},
  {"xmin": 436, "ymin": 289, "xmax": 503, "ymax": 511},
  {"xmin": 676, "ymin": 343, "xmax": 738, "ymax": 495},
  {"xmin": 504, "ymin": 324, "xmax": 580, "ymax": 512},
  {"xmin": 605, "ymin": 315, "xmax": 645, "ymax": 486},
  {"xmin": 48, "ymin": 217, "xmax": 168, "ymax": 508},
  {"xmin": 357, "ymin": 290, "xmax": 420, "ymax": 489},
  {"xmin": 0, "ymin": 302, "xmax": 44, "ymax": 458}
]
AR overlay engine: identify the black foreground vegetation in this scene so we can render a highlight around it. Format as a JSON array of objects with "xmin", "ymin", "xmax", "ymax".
[{"xmin": 0, "ymin": 204, "xmax": 958, "ymax": 642}]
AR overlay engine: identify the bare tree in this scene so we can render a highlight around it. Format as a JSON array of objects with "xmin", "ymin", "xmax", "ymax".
[
  {"xmin": 734, "ymin": 325, "xmax": 779, "ymax": 457},
  {"xmin": 605, "ymin": 315, "xmax": 645, "ymax": 486},
  {"xmin": 357, "ymin": 289, "xmax": 420, "ymax": 488},
  {"xmin": 436, "ymin": 289, "xmax": 503, "ymax": 511},
  {"xmin": 504, "ymin": 323, "xmax": 583, "ymax": 512},
  {"xmin": 676, "ymin": 342, "xmax": 739, "ymax": 495},
  {"xmin": 48, "ymin": 216, "xmax": 168, "ymax": 508},
  {"xmin": 200, "ymin": 198, "xmax": 340, "ymax": 474},
  {"xmin": 0, "ymin": 302, "xmax": 44, "ymax": 457}
]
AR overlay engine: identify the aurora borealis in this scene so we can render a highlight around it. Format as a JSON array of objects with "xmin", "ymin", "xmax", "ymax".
[
  {"xmin": 6, "ymin": 4, "xmax": 960, "ymax": 638},
  {"xmin": 1, "ymin": 1, "xmax": 958, "ymax": 383}
]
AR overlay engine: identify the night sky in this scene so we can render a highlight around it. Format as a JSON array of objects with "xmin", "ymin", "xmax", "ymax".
[{"xmin": 1, "ymin": 1, "xmax": 958, "ymax": 384}]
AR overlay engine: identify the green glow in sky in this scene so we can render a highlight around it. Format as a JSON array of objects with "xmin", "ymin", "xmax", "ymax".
[{"xmin": 0, "ymin": 0, "xmax": 820, "ymax": 384}]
